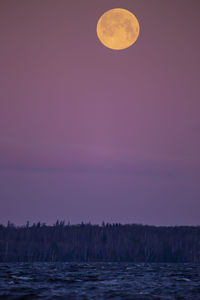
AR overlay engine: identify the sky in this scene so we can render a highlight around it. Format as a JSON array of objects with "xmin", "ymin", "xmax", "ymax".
[{"xmin": 0, "ymin": 0, "xmax": 200, "ymax": 226}]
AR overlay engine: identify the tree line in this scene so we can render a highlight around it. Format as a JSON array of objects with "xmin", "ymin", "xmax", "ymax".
[{"xmin": 0, "ymin": 221, "xmax": 200, "ymax": 262}]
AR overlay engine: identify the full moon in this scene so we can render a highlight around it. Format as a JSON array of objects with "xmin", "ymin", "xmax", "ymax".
[{"xmin": 96, "ymin": 8, "xmax": 140, "ymax": 50}]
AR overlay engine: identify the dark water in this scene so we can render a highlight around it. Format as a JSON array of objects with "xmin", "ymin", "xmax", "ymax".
[{"xmin": 0, "ymin": 263, "xmax": 200, "ymax": 300}]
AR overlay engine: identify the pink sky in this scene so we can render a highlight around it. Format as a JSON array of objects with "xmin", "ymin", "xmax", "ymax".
[{"xmin": 0, "ymin": 0, "xmax": 200, "ymax": 225}]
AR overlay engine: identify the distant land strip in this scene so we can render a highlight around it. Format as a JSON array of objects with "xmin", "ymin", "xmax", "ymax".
[{"xmin": 0, "ymin": 222, "xmax": 200, "ymax": 262}]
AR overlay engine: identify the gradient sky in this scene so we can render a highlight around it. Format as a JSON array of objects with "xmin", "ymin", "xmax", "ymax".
[{"xmin": 0, "ymin": 0, "xmax": 200, "ymax": 225}]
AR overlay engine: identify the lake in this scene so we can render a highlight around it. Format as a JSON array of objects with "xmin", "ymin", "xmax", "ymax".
[{"xmin": 0, "ymin": 263, "xmax": 199, "ymax": 299}]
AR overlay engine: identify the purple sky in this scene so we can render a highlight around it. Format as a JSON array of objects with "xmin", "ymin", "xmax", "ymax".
[{"xmin": 0, "ymin": 0, "xmax": 200, "ymax": 225}]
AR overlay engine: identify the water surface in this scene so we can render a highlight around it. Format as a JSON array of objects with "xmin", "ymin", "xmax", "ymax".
[{"xmin": 0, "ymin": 263, "xmax": 199, "ymax": 299}]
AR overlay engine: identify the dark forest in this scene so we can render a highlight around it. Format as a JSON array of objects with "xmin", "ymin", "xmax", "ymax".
[{"xmin": 0, "ymin": 222, "xmax": 200, "ymax": 262}]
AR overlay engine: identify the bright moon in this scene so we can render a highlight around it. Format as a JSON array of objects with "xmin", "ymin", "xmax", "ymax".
[{"xmin": 97, "ymin": 8, "xmax": 140, "ymax": 50}]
